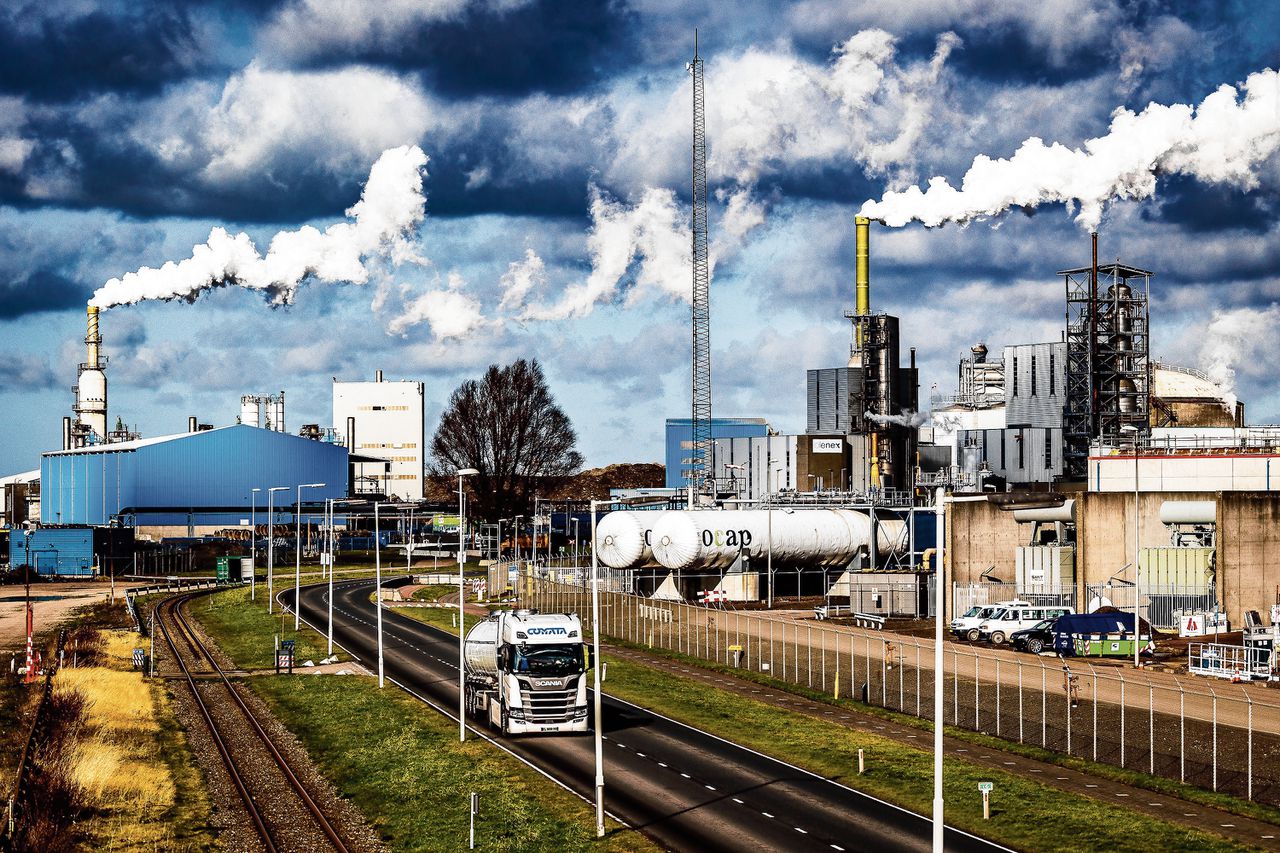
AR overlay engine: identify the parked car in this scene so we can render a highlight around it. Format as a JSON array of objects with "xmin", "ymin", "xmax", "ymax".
[
  {"xmin": 978, "ymin": 604, "xmax": 1074, "ymax": 645},
  {"xmin": 950, "ymin": 602, "xmax": 1021, "ymax": 642},
  {"xmin": 1010, "ymin": 618, "xmax": 1057, "ymax": 654}
]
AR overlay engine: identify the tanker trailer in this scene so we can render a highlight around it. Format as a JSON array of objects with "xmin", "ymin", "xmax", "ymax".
[
  {"xmin": 650, "ymin": 509, "xmax": 905, "ymax": 572},
  {"xmin": 463, "ymin": 610, "xmax": 589, "ymax": 735}
]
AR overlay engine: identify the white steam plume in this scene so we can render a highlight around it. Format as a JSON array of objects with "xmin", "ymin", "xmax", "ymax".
[
  {"xmin": 91, "ymin": 145, "xmax": 428, "ymax": 309},
  {"xmin": 861, "ymin": 67, "xmax": 1280, "ymax": 230},
  {"xmin": 497, "ymin": 247, "xmax": 546, "ymax": 313},
  {"xmin": 865, "ymin": 409, "xmax": 932, "ymax": 428},
  {"xmin": 1197, "ymin": 304, "xmax": 1280, "ymax": 414},
  {"xmin": 522, "ymin": 184, "xmax": 689, "ymax": 321},
  {"xmin": 387, "ymin": 271, "xmax": 486, "ymax": 339}
]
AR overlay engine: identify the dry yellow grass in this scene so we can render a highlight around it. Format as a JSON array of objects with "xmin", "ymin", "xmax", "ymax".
[{"xmin": 52, "ymin": 630, "xmax": 212, "ymax": 851}]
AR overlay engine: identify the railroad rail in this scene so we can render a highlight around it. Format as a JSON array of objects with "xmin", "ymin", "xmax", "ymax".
[{"xmin": 154, "ymin": 591, "xmax": 350, "ymax": 853}]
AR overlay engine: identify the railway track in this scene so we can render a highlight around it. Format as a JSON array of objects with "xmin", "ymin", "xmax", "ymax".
[{"xmin": 155, "ymin": 591, "xmax": 352, "ymax": 853}]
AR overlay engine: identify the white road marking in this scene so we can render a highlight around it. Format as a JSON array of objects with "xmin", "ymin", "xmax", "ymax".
[{"xmin": 762, "ymin": 812, "xmax": 774, "ymax": 818}]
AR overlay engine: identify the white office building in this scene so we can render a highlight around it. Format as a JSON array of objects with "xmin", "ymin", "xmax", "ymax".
[{"xmin": 333, "ymin": 371, "xmax": 425, "ymax": 500}]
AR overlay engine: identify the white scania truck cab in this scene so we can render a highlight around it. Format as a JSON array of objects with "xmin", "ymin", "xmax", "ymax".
[{"xmin": 463, "ymin": 610, "xmax": 590, "ymax": 734}]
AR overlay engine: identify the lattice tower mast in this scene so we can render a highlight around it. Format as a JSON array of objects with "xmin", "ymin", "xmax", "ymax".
[{"xmin": 687, "ymin": 30, "xmax": 712, "ymax": 497}]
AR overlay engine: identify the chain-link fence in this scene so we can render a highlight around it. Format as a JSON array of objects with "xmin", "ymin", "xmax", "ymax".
[{"xmin": 523, "ymin": 573, "xmax": 1280, "ymax": 806}]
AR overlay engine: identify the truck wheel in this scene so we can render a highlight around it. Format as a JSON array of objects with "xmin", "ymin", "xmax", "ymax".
[
  {"xmin": 1027, "ymin": 638, "xmax": 1044, "ymax": 654},
  {"xmin": 990, "ymin": 631, "xmax": 1006, "ymax": 645},
  {"xmin": 966, "ymin": 629, "xmax": 980, "ymax": 642}
]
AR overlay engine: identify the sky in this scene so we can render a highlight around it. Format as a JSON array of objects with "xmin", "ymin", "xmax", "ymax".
[{"xmin": 2, "ymin": 0, "xmax": 1280, "ymax": 475}]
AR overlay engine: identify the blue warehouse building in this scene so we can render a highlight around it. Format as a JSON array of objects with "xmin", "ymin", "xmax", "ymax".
[
  {"xmin": 41, "ymin": 425, "xmax": 347, "ymax": 533},
  {"xmin": 664, "ymin": 418, "xmax": 771, "ymax": 489}
]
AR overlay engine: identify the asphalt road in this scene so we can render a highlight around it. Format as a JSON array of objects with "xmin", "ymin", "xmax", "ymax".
[{"xmin": 284, "ymin": 579, "xmax": 1009, "ymax": 853}]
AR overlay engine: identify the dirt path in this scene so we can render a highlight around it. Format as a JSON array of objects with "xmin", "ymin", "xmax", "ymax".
[{"xmin": 0, "ymin": 583, "xmax": 110, "ymax": 650}]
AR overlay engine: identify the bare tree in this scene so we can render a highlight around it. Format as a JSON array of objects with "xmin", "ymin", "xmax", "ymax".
[{"xmin": 430, "ymin": 359, "xmax": 583, "ymax": 520}]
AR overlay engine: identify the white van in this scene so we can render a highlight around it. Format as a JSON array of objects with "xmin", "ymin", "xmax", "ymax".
[
  {"xmin": 978, "ymin": 603, "xmax": 1074, "ymax": 645},
  {"xmin": 950, "ymin": 600, "xmax": 1029, "ymax": 642}
]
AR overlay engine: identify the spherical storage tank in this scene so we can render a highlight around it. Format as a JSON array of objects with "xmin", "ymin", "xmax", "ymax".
[
  {"xmin": 595, "ymin": 510, "xmax": 669, "ymax": 569},
  {"xmin": 650, "ymin": 509, "xmax": 905, "ymax": 571}
]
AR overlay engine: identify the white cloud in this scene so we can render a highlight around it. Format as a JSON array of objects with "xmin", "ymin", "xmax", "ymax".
[
  {"xmin": 261, "ymin": 0, "xmax": 534, "ymax": 58},
  {"xmin": 130, "ymin": 62, "xmax": 433, "ymax": 185}
]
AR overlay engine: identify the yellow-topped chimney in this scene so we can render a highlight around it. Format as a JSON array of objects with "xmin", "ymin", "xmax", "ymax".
[{"xmin": 855, "ymin": 215, "xmax": 870, "ymax": 317}]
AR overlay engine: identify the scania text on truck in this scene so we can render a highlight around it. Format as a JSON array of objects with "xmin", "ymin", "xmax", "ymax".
[{"xmin": 463, "ymin": 610, "xmax": 589, "ymax": 734}]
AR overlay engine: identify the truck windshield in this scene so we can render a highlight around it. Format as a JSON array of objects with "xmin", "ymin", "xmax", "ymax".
[{"xmin": 511, "ymin": 644, "xmax": 584, "ymax": 676}]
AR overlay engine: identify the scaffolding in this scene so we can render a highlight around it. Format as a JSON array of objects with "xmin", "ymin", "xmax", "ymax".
[{"xmin": 1062, "ymin": 255, "xmax": 1152, "ymax": 478}]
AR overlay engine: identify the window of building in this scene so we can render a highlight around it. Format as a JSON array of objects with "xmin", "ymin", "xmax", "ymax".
[
  {"xmin": 1011, "ymin": 356, "xmax": 1018, "ymax": 396},
  {"xmin": 1030, "ymin": 355, "xmax": 1037, "ymax": 396},
  {"xmin": 1017, "ymin": 429, "xmax": 1025, "ymax": 470},
  {"xmin": 1000, "ymin": 432, "xmax": 1006, "ymax": 470},
  {"xmin": 1049, "ymin": 352, "xmax": 1056, "ymax": 395},
  {"xmin": 1044, "ymin": 429, "xmax": 1053, "ymax": 470}
]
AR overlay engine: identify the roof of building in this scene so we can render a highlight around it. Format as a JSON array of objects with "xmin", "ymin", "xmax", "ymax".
[
  {"xmin": 1152, "ymin": 364, "xmax": 1229, "ymax": 402},
  {"xmin": 0, "ymin": 469, "xmax": 39, "ymax": 486},
  {"xmin": 42, "ymin": 424, "xmax": 342, "ymax": 457}
]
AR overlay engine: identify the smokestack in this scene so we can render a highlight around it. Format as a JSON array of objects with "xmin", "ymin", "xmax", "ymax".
[
  {"xmin": 188, "ymin": 416, "xmax": 197, "ymax": 433},
  {"xmin": 75, "ymin": 305, "xmax": 108, "ymax": 441},
  {"xmin": 375, "ymin": 369, "xmax": 383, "ymax": 382},
  {"xmin": 855, "ymin": 216, "xmax": 870, "ymax": 316},
  {"xmin": 274, "ymin": 392, "xmax": 285, "ymax": 433},
  {"xmin": 86, "ymin": 305, "xmax": 101, "ymax": 368},
  {"xmin": 62, "ymin": 416, "xmax": 71, "ymax": 450}
]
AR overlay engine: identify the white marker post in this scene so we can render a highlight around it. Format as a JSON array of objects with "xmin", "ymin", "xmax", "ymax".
[
  {"xmin": 979, "ymin": 782, "xmax": 993, "ymax": 820},
  {"xmin": 469, "ymin": 792, "xmax": 478, "ymax": 849}
]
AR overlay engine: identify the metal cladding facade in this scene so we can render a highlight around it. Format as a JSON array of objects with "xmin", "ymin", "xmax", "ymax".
[
  {"xmin": 664, "ymin": 418, "xmax": 769, "ymax": 489},
  {"xmin": 7, "ymin": 527, "xmax": 133, "ymax": 576},
  {"xmin": 40, "ymin": 424, "xmax": 347, "ymax": 527}
]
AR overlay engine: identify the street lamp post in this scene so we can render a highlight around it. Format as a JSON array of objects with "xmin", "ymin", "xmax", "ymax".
[
  {"xmin": 1122, "ymin": 425, "xmax": 1142, "ymax": 667},
  {"xmin": 514, "ymin": 515, "xmax": 522, "ymax": 566},
  {"xmin": 766, "ymin": 463, "xmax": 784, "ymax": 608},
  {"xmin": 266, "ymin": 487, "xmax": 288, "ymax": 613},
  {"xmin": 375, "ymin": 501, "xmax": 385, "ymax": 687},
  {"xmin": 572, "ymin": 518, "xmax": 580, "ymax": 570},
  {"xmin": 251, "ymin": 488, "xmax": 260, "ymax": 601},
  {"xmin": 295, "ymin": 483, "xmax": 325, "ymax": 630},
  {"xmin": 457, "ymin": 468, "xmax": 480, "ymax": 741},
  {"xmin": 589, "ymin": 498, "xmax": 609, "ymax": 837},
  {"xmin": 327, "ymin": 498, "xmax": 335, "ymax": 655},
  {"xmin": 933, "ymin": 486, "xmax": 947, "ymax": 853}
]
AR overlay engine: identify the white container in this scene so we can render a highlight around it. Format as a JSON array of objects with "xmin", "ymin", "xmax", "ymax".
[
  {"xmin": 1015, "ymin": 545, "xmax": 1074, "ymax": 589},
  {"xmin": 650, "ymin": 509, "xmax": 905, "ymax": 571}
]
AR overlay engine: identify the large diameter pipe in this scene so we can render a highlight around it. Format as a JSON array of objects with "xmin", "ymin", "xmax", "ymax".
[
  {"xmin": 651, "ymin": 509, "xmax": 905, "ymax": 571},
  {"xmin": 595, "ymin": 510, "xmax": 668, "ymax": 569},
  {"xmin": 1012, "ymin": 499, "xmax": 1076, "ymax": 523}
]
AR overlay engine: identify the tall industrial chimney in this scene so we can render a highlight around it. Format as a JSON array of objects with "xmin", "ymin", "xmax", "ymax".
[
  {"xmin": 375, "ymin": 369, "xmax": 383, "ymax": 382},
  {"xmin": 74, "ymin": 305, "xmax": 108, "ymax": 442},
  {"xmin": 855, "ymin": 216, "xmax": 871, "ymax": 317}
]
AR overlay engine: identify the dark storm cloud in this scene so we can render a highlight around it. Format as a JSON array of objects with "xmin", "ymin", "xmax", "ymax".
[
  {"xmin": 289, "ymin": 0, "xmax": 637, "ymax": 99},
  {"xmin": 1142, "ymin": 175, "xmax": 1279, "ymax": 235},
  {"xmin": 0, "ymin": 4, "xmax": 204, "ymax": 101},
  {"xmin": 0, "ymin": 351, "xmax": 59, "ymax": 389},
  {"xmin": 0, "ymin": 269, "xmax": 90, "ymax": 318}
]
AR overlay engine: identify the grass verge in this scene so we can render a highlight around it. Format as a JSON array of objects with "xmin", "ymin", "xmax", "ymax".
[
  {"xmin": 611, "ymin": 640, "xmax": 1280, "ymax": 829},
  {"xmin": 600, "ymin": 654, "xmax": 1256, "ymax": 853},
  {"xmin": 191, "ymin": 586, "xmax": 655, "ymax": 852}
]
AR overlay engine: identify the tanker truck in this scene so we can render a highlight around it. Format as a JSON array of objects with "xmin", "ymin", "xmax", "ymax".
[{"xmin": 463, "ymin": 610, "xmax": 590, "ymax": 735}]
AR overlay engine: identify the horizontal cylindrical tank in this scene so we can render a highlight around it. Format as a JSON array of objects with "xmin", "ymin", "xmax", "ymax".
[
  {"xmin": 596, "ymin": 510, "xmax": 669, "ymax": 569},
  {"xmin": 1012, "ymin": 499, "xmax": 1075, "ymax": 524},
  {"xmin": 650, "ymin": 509, "xmax": 905, "ymax": 571},
  {"xmin": 463, "ymin": 617, "xmax": 500, "ymax": 679},
  {"xmin": 1159, "ymin": 501, "xmax": 1216, "ymax": 525}
]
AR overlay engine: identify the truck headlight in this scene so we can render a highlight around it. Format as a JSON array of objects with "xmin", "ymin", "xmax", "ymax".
[{"xmin": 509, "ymin": 708, "xmax": 526, "ymax": 720}]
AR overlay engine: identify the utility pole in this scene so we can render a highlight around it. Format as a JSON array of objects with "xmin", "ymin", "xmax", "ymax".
[{"xmin": 688, "ymin": 29, "xmax": 712, "ymax": 505}]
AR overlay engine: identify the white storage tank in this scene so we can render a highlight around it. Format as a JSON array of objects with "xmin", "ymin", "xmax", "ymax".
[
  {"xmin": 595, "ymin": 510, "xmax": 668, "ymax": 569},
  {"xmin": 650, "ymin": 509, "xmax": 905, "ymax": 571}
]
